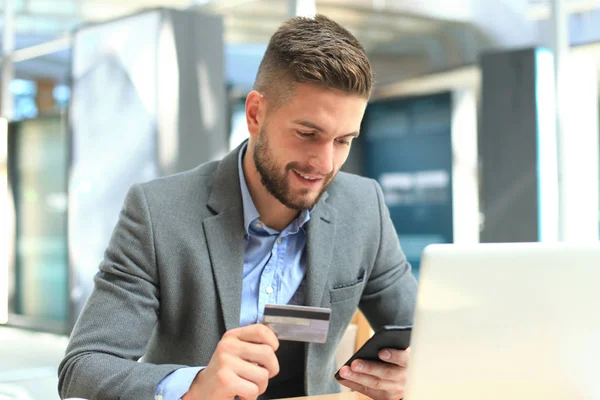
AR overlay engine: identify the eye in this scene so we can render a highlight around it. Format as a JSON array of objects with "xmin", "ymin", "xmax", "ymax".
[
  {"xmin": 297, "ymin": 131, "xmax": 316, "ymax": 138},
  {"xmin": 335, "ymin": 138, "xmax": 351, "ymax": 146}
]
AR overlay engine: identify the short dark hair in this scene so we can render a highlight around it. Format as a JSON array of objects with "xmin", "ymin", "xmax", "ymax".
[{"xmin": 253, "ymin": 14, "xmax": 374, "ymax": 108}]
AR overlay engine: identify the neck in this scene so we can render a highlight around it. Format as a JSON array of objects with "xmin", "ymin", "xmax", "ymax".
[{"xmin": 242, "ymin": 143, "xmax": 299, "ymax": 232}]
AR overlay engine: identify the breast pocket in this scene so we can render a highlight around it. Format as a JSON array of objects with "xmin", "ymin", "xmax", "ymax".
[{"xmin": 329, "ymin": 269, "xmax": 365, "ymax": 303}]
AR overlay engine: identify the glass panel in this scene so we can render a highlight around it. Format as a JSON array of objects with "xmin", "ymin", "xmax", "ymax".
[
  {"xmin": 362, "ymin": 92, "xmax": 454, "ymax": 278},
  {"xmin": 13, "ymin": 116, "xmax": 68, "ymax": 322}
]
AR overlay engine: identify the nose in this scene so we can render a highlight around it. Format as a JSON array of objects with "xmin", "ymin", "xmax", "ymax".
[{"xmin": 307, "ymin": 142, "xmax": 334, "ymax": 176}]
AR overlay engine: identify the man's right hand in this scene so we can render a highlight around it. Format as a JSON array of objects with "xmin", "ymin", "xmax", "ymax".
[{"xmin": 182, "ymin": 324, "xmax": 280, "ymax": 400}]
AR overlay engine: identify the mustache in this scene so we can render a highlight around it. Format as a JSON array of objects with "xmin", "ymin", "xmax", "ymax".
[{"xmin": 286, "ymin": 162, "xmax": 332, "ymax": 179}]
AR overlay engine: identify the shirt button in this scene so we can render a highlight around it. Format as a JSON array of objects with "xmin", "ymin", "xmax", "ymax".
[
  {"xmin": 155, "ymin": 396, "xmax": 163, "ymax": 400},
  {"xmin": 256, "ymin": 222, "xmax": 263, "ymax": 229},
  {"xmin": 277, "ymin": 238, "xmax": 283, "ymax": 244},
  {"xmin": 266, "ymin": 286, "xmax": 273, "ymax": 294}
]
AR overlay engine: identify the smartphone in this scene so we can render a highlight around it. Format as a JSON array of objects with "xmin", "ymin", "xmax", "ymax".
[{"xmin": 335, "ymin": 325, "xmax": 412, "ymax": 381}]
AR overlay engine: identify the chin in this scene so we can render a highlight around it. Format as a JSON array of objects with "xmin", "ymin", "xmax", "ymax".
[
  {"xmin": 301, "ymin": 195, "xmax": 321, "ymax": 209},
  {"xmin": 284, "ymin": 195, "xmax": 315, "ymax": 211}
]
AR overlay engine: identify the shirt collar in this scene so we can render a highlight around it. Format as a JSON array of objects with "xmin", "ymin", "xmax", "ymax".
[
  {"xmin": 237, "ymin": 142, "xmax": 311, "ymax": 235},
  {"xmin": 238, "ymin": 142, "xmax": 261, "ymax": 234}
]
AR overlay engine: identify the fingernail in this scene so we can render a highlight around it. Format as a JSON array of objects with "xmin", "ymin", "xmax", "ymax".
[
  {"xmin": 380, "ymin": 350, "xmax": 391, "ymax": 360},
  {"xmin": 353, "ymin": 361, "xmax": 363, "ymax": 372}
]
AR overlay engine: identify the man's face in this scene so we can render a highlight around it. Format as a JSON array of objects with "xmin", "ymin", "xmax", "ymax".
[{"xmin": 253, "ymin": 84, "xmax": 368, "ymax": 210}]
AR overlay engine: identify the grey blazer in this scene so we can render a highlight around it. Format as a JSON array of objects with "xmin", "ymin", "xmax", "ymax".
[{"xmin": 58, "ymin": 144, "xmax": 417, "ymax": 400}]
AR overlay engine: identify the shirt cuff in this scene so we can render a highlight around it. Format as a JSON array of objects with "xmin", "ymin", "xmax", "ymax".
[{"xmin": 155, "ymin": 366, "xmax": 204, "ymax": 400}]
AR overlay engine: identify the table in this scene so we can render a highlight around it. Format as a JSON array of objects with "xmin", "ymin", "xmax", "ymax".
[{"xmin": 282, "ymin": 393, "xmax": 369, "ymax": 400}]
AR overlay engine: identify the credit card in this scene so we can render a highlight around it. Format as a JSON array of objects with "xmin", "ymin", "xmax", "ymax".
[{"xmin": 263, "ymin": 304, "xmax": 331, "ymax": 344}]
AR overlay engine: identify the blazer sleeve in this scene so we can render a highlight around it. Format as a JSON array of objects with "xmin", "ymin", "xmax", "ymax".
[
  {"xmin": 359, "ymin": 179, "xmax": 418, "ymax": 330},
  {"xmin": 58, "ymin": 184, "xmax": 188, "ymax": 400}
]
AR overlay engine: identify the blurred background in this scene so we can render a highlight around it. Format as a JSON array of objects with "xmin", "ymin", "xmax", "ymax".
[{"xmin": 0, "ymin": 0, "xmax": 599, "ymax": 399}]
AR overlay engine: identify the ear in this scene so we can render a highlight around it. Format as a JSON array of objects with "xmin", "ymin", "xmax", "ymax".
[{"xmin": 246, "ymin": 90, "xmax": 265, "ymax": 139}]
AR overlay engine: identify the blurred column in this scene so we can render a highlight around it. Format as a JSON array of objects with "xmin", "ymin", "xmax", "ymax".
[
  {"xmin": 1, "ymin": 0, "xmax": 15, "ymax": 118},
  {"xmin": 68, "ymin": 9, "xmax": 228, "ymax": 326},
  {"xmin": 0, "ymin": 117, "xmax": 8, "ymax": 325},
  {"xmin": 551, "ymin": 0, "xmax": 600, "ymax": 241},
  {"xmin": 289, "ymin": 0, "xmax": 316, "ymax": 17},
  {"xmin": 479, "ymin": 48, "xmax": 559, "ymax": 243},
  {"xmin": 559, "ymin": 55, "xmax": 600, "ymax": 241},
  {"xmin": 1, "ymin": 0, "xmax": 15, "ymax": 324},
  {"xmin": 550, "ymin": 0, "xmax": 568, "ymax": 240}
]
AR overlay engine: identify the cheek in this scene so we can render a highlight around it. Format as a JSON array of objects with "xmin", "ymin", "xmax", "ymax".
[
  {"xmin": 286, "ymin": 144, "xmax": 310, "ymax": 163},
  {"xmin": 276, "ymin": 134, "xmax": 302, "ymax": 158}
]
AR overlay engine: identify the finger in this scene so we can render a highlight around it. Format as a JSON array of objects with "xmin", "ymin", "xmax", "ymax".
[
  {"xmin": 232, "ymin": 358, "xmax": 271, "ymax": 395},
  {"xmin": 350, "ymin": 359, "xmax": 406, "ymax": 383},
  {"xmin": 379, "ymin": 348, "xmax": 411, "ymax": 367},
  {"xmin": 235, "ymin": 379, "xmax": 260, "ymax": 400},
  {"xmin": 235, "ymin": 324, "xmax": 280, "ymax": 351},
  {"xmin": 218, "ymin": 369, "xmax": 260, "ymax": 400},
  {"xmin": 237, "ymin": 342, "xmax": 280, "ymax": 378},
  {"xmin": 337, "ymin": 370, "xmax": 380, "ymax": 399},
  {"xmin": 339, "ymin": 364, "xmax": 403, "ymax": 393},
  {"xmin": 215, "ymin": 334, "xmax": 280, "ymax": 378}
]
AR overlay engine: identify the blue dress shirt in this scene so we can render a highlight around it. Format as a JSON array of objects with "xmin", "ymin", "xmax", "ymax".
[{"xmin": 155, "ymin": 143, "xmax": 311, "ymax": 399}]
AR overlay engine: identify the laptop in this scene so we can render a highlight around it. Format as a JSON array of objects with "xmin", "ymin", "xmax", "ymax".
[{"xmin": 405, "ymin": 242, "xmax": 600, "ymax": 400}]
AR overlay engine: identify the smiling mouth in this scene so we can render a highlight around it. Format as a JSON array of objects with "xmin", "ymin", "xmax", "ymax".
[{"xmin": 293, "ymin": 169, "xmax": 322, "ymax": 182}]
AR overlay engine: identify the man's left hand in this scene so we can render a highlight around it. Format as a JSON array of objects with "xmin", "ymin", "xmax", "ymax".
[{"xmin": 337, "ymin": 348, "xmax": 410, "ymax": 400}]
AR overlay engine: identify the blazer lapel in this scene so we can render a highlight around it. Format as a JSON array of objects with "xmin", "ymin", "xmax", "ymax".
[
  {"xmin": 305, "ymin": 192, "xmax": 337, "ymax": 308},
  {"xmin": 304, "ymin": 192, "xmax": 337, "ymax": 396},
  {"xmin": 202, "ymin": 141, "xmax": 339, "ymax": 331},
  {"xmin": 203, "ymin": 145, "xmax": 246, "ymax": 332}
]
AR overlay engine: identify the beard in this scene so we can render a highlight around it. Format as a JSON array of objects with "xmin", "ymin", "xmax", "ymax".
[{"xmin": 253, "ymin": 128, "xmax": 335, "ymax": 210}]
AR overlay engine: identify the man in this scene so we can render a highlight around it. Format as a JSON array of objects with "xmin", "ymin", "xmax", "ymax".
[{"xmin": 59, "ymin": 14, "xmax": 417, "ymax": 400}]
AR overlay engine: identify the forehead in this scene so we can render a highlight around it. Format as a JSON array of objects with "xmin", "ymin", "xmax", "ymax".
[{"xmin": 271, "ymin": 84, "xmax": 368, "ymax": 133}]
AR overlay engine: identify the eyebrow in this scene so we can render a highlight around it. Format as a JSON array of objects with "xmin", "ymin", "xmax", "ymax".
[{"xmin": 293, "ymin": 119, "xmax": 360, "ymax": 138}]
